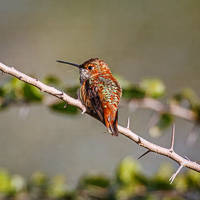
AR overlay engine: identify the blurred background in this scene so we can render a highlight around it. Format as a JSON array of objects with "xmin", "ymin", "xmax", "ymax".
[{"xmin": 0, "ymin": 0, "xmax": 200, "ymax": 191}]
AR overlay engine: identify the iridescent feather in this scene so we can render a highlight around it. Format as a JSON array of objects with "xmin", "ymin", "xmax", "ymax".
[{"xmin": 79, "ymin": 58, "xmax": 122, "ymax": 136}]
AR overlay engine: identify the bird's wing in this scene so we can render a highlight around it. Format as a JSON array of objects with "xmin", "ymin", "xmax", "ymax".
[{"xmin": 85, "ymin": 79, "xmax": 104, "ymax": 122}]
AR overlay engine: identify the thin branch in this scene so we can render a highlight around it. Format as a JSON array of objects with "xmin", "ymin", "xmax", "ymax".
[{"xmin": 0, "ymin": 62, "xmax": 200, "ymax": 180}]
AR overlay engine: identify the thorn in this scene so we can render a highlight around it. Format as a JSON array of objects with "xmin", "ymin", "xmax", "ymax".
[
  {"xmin": 184, "ymin": 155, "xmax": 190, "ymax": 161},
  {"xmin": 137, "ymin": 137, "xmax": 141, "ymax": 145},
  {"xmin": 169, "ymin": 123, "xmax": 175, "ymax": 152},
  {"xmin": 127, "ymin": 117, "xmax": 130, "ymax": 129},
  {"xmin": 137, "ymin": 150, "xmax": 151, "ymax": 160},
  {"xmin": 55, "ymin": 91, "xmax": 63, "ymax": 96},
  {"xmin": 81, "ymin": 107, "xmax": 86, "ymax": 115},
  {"xmin": 169, "ymin": 165, "xmax": 184, "ymax": 184}
]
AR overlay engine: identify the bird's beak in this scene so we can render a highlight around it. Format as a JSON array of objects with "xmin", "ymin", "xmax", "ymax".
[{"xmin": 56, "ymin": 60, "xmax": 81, "ymax": 68}]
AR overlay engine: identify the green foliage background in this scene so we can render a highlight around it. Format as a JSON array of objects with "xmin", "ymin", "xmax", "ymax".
[{"xmin": 0, "ymin": 157, "xmax": 199, "ymax": 200}]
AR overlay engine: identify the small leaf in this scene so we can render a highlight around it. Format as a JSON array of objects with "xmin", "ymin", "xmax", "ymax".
[
  {"xmin": 47, "ymin": 176, "xmax": 68, "ymax": 198},
  {"xmin": 116, "ymin": 157, "xmax": 141, "ymax": 185},
  {"xmin": 150, "ymin": 163, "xmax": 174, "ymax": 190},
  {"xmin": 30, "ymin": 172, "xmax": 48, "ymax": 187},
  {"xmin": 122, "ymin": 86, "xmax": 145, "ymax": 99},
  {"xmin": 181, "ymin": 88, "xmax": 199, "ymax": 106},
  {"xmin": 65, "ymin": 86, "xmax": 79, "ymax": 98},
  {"xmin": 0, "ymin": 169, "xmax": 11, "ymax": 193},
  {"xmin": 185, "ymin": 170, "xmax": 200, "ymax": 189},
  {"xmin": 140, "ymin": 79, "xmax": 165, "ymax": 98},
  {"xmin": 23, "ymin": 84, "xmax": 43, "ymax": 102},
  {"xmin": 78, "ymin": 174, "xmax": 110, "ymax": 188},
  {"xmin": 158, "ymin": 113, "xmax": 173, "ymax": 130}
]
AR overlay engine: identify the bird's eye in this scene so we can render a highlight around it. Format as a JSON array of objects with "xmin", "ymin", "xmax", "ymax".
[{"xmin": 88, "ymin": 65, "xmax": 93, "ymax": 70}]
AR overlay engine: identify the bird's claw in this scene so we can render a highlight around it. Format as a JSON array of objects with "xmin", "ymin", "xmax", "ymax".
[{"xmin": 81, "ymin": 107, "xmax": 86, "ymax": 114}]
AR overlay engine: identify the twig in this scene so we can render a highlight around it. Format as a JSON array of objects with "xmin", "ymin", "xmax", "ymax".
[
  {"xmin": 0, "ymin": 62, "xmax": 200, "ymax": 181},
  {"xmin": 169, "ymin": 124, "xmax": 175, "ymax": 152}
]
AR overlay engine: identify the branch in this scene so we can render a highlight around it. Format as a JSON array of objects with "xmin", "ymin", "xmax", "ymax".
[
  {"xmin": 0, "ymin": 62, "xmax": 86, "ymax": 112},
  {"xmin": 130, "ymin": 98, "xmax": 197, "ymax": 121},
  {"xmin": 0, "ymin": 62, "xmax": 200, "ymax": 182}
]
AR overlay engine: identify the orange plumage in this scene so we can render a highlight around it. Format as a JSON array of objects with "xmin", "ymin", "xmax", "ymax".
[{"xmin": 57, "ymin": 58, "xmax": 122, "ymax": 136}]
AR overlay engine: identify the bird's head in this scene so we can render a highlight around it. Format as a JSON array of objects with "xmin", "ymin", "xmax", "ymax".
[{"xmin": 57, "ymin": 58, "xmax": 111, "ymax": 83}]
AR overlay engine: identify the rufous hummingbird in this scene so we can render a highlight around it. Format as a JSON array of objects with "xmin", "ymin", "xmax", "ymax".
[{"xmin": 57, "ymin": 58, "xmax": 122, "ymax": 136}]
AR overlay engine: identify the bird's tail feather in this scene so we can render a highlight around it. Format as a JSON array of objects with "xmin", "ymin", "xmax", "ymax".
[{"xmin": 107, "ymin": 111, "xmax": 118, "ymax": 136}]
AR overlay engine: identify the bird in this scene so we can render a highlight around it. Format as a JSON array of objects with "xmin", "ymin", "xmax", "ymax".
[{"xmin": 57, "ymin": 58, "xmax": 122, "ymax": 136}]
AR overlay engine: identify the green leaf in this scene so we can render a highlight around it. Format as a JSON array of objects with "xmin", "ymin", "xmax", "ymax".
[
  {"xmin": 43, "ymin": 75, "xmax": 60, "ymax": 86},
  {"xmin": 47, "ymin": 176, "xmax": 68, "ymax": 198},
  {"xmin": 23, "ymin": 84, "xmax": 43, "ymax": 102},
  {"xmin": 181, "ymin": 88, "xmax": 199, "ymax": 106},
  {"xmin": 78, "ymin": 174, "xmax": 110, "ymax": 188},
  {"xmin": 30, "ymin": 172, "xmax": 48, "ymax": 187},
  {"xmin": 116, "ymin": 157, "xmax": 141, "ymax": 185},
  {"xmin": 140, "ymin": 79, "xmax": 165, "ymax": 98},
  {"xmin": 65, "ymin": 86, "xmax": 79, "ymax": 98},
  {"xmin": 185, "ymin": 170, "xmax": 200, "ymax": 189},
  {"xmin": 158, "ymin": 113, "xmax": 173, "ymax": 130},
  {"xmin": 50, "ymin": 101, "xmax": 78, "ymax": 115},
  {"xmin": 122, "ymin": 86, "xmax": 146, "ymax": 99},
  {"xmin": 0, "ymin": 169, "xmax": 11, "ymax": 194},
  {"xmin": 150, "ymin": 163, "xmax": 174, "ymax": 190},
  {"xmin": 0, "ymin": 87, "xmax": 5, "ymax": 97}
]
